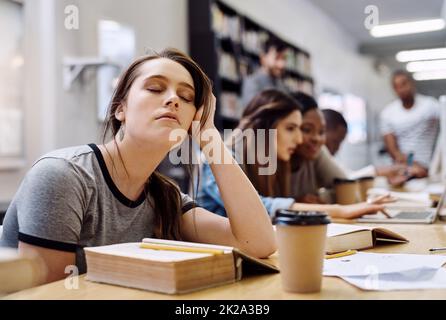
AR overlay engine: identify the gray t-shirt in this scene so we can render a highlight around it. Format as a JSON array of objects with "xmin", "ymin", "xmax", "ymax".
[
  {"xmin": 291, "ymin": 146, "xmax": 348, "ymax": 201},
  {"xmin": 0, "ymin": 144, "xmax": 196, "ymax": 273},
  {"xmin": 241, "ymin": 68, "xmax": 288, "ymax": 107}
]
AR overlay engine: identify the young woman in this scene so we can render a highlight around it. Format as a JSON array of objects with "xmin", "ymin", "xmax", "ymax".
[
  {"xmin": 290, "ymin": 92, "xmax": 347, "ymax": 204},
  {"xmin": 198, "ymin": 89, "xmax": 390, "ymax": 219},
  {"xmin": 0, "ymin": 49, "xmax": 276, "ymax": 285}
]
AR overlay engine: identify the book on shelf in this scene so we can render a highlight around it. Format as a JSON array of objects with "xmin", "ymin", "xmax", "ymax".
[
  {"xmin": 326, "ymin": 223, "xmax": 408, "ymax": 254},
  {"xmin": 85, "ymin": 238, "xmax": 278, "ymax": 294}
]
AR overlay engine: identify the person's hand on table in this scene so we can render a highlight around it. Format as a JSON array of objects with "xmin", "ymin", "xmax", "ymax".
[
  {"xmin": 406, "ymin": 163, "xmax": 428, "ymax": 179},
  {"xmin": 376, "ymin": 164, "xmax": 406, "ymax": 178},
  {"xmin": 331, "ymin": 194, "xmax": 395, "ymax": 219}
]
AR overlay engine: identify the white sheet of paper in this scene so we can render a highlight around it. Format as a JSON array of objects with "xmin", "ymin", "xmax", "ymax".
[
  {"xmin": 340, "ymin": 267, "xmax": 446, "ymax": 291},
  {"xmin": 323, "ymin": 252, "xmax": 446, "ymax": 277}
]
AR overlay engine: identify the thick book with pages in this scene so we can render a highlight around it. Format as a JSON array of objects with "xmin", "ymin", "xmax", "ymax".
[
  {"xmin": 84, "ymin": 238, "xmax": 278, "ymax": 294},
  {"xmin": 326, "ymin": 223, "xmax": 408, "ymax": 254}
]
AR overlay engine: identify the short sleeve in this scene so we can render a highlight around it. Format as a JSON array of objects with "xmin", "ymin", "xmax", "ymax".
[
  {"xmin": 315, "ymin": 146, "xmax": 348, "ymax": 188},
  {"xmin": 380, "ymin": 107, "xmax": 394, "ymax": 136},
  {"xmin": 15, "ymin": 158, "xmax": 87, "ymax": 252},
  {"xmin": 180, "ymin": 192, "xmax": 199, "ymax": 214},
  {"xmin": 428, "ymin": 97, "xmax": 441, "ymax": 118}
]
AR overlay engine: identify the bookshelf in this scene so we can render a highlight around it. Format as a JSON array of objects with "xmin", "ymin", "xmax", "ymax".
[{"xmin": 188, "ymin": 0, "xmax": 314, "ymax": 130}]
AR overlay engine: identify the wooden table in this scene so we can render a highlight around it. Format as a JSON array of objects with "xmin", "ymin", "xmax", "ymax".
[{"xmin": 3, "ymin": 222, "xmax": 446, "ymax": 300}]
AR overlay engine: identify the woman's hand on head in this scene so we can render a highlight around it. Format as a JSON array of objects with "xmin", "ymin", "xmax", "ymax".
[
  {"xmin": 192, "ymin": 93, "xmax": 217, "ymax": 149},
  {"xmin": 194, "ymin": 93, "xmax": 216, "ymax": 131}
]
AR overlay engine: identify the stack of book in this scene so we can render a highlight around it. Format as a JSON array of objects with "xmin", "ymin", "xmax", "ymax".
[{"xmin": 85, "ymin": 238, "xmax": 278, "ymax": 294}]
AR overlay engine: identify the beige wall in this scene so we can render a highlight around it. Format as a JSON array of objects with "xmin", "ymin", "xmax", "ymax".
[
  {"xmin": 54, "ymin": 0, "xmax": 189, "ymax": 148},
  {"xmin": 0, "ymin": 0, "xmax": 188, "ymax": 201}
]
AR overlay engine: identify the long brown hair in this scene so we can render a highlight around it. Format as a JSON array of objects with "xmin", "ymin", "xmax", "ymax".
[
  {"xmin": 228, "ymin": 89, "xmax": 302, "ymax": 197},
  {"xmin": 102, "ymin": 48, "xmax": 212, "ymax": 240}
]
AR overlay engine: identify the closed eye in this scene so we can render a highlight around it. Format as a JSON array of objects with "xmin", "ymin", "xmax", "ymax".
[
  {"xmin": 180, "ymin": 96, "xmax": 193, "ymax": 103},
  {"xmin": 147, "ymin": 88, "xmax": 163, "ymax": 93}
]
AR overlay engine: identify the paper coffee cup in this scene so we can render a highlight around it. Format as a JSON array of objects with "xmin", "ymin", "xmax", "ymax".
[
  {"xmin": 273, "ymin": 210, "xmax": 331, "ymax": 293},
  {"xmin": 357, "ymin": 176, "xmax": 375, "ymax": 202},
  {"xmin": 334, "ymin": 178, "xmax": 359, "ymax": 205}
]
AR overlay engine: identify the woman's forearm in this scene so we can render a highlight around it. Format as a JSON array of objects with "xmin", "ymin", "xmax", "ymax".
[
  {"xmin": 203, "ymin": 129, "xmax": 276, "ymax": 257},
  {"xmin": 291, "ymin": 202, "xmax": 341, "ymax": 217},
  {"xmin": 291, "ymin": 201, "xmax": 385, "ymax": 219}
]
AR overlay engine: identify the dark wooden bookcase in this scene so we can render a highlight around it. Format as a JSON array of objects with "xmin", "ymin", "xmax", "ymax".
[{"xmin": 188, "ymin": 0, "xmax": 314, "ymax": 131}]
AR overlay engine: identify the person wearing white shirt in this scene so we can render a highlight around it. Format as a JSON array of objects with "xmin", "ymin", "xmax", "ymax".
[
  {"xmin": 380, "ymin": 70, "xmax": 440, "ymax": 178},
  {"xmin": 322, "ymin": 108, "xmax": 408, "ymax": 186}
]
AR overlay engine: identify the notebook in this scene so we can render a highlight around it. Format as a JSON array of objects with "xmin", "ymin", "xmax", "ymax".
[
  {"xmin": 326, "ymin": 223, "xmax": 408, "ymax": 254},
  {"xmin": 84, "ymin": 239, "xmax": 278, "ymax": 294}
]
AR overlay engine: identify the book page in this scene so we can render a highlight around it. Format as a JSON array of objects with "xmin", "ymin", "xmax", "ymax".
[
  {"xmin": 142, "ymin": 238, "xmax": 233, "ymax": 253},
  {"xmin": 85, "ymin": 243, "xmax": 219, "ymax": 262},
  {"xmin": 141, "ymin": 239, "xmax": 278, "ymax": 272},
  {"xmin": 374, "ymin": 228, "xmax": 408, "ymax": 242},
  {"xmin": 327, "ymin": 223, "xmax": 372, "ymax": 237}
]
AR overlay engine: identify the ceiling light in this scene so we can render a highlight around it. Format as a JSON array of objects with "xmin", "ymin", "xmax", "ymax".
[
  {"xmin": 406, "ymin": 59, "xmax": 446, "ymax": 72},
  {"xmin": 370, "ymin": 18, "xmax": 445, "ymax": 38},
  {"xmin": 396, "ymin": 47, "xmax": 446, "ymax": 62},
  {"xmin": 413, "ymin": 70, "xmax": 446, "ymax": 81}
]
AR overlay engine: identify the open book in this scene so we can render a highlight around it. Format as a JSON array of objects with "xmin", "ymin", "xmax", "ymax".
[
  {"xmin": 84, "ymin": 238, "xmax": 278, "ymax": 294},
  {"xmin": 326, "ymin": 223, "xmax": 408, "ymax": 254}
]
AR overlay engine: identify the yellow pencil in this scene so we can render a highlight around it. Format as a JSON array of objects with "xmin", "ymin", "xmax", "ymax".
[
  {"xmin": 325, "ymin": 249, "xmax": 357, "ymax": 260},
  {"xmin": 139, "ymin": 242, "xmax": 225, "ymax": 255}
]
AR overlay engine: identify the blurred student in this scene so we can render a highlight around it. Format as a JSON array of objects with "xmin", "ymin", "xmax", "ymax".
[
  {"xmin": 0, "ymin": 49, "xmax": 276, "ymax": 285},
  {"xmin": 322, "ymin": 109, "xmax": 348, "ymax": 156},
  {"xmin": 241, "ymin": 37, "xmax": 288, "ymax": 107},
  {"xmin": 289, "ymin": 92, "xmax": 347, "ymax": 204},
  {"xmin": 322, "ymin": 109, "xmax": 408, "ymax": 185},
  {"xmin": 380, "ymin": 70, "xmax": 440, "ymax": 178},
  {"xmin": 198, "ymin": 89, "xmax": 390, "ymax": 219}
]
